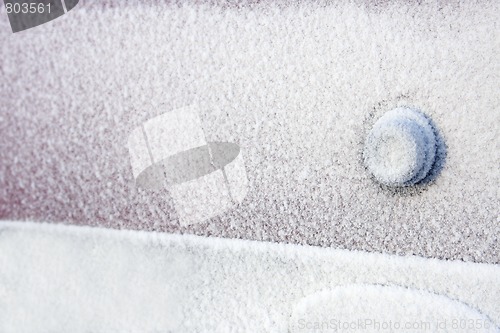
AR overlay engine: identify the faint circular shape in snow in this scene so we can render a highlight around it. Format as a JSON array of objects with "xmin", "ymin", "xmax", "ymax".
[
  {"xmin": 289, "ymin": 285, "xmax": 498, "ymax": 333},
  {"xmin": 364, "ymin": 107, "xmax": 437, "ymax": 187}
]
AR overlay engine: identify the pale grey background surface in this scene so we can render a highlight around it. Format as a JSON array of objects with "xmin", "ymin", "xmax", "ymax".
[{"xmin": 0, "ymin": 0, "xmax": 498, "ymax": 263}]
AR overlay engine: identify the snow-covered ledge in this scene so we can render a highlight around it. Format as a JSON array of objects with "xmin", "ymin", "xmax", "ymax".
[{"xmin": 1, "ymin": 222, "xmax": 498, "ymax": 332}]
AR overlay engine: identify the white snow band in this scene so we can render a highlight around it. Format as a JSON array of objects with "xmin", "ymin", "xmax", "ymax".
[{"xmin": 127, "ymin": 107, "xmax": 248, "ymax": 226}]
